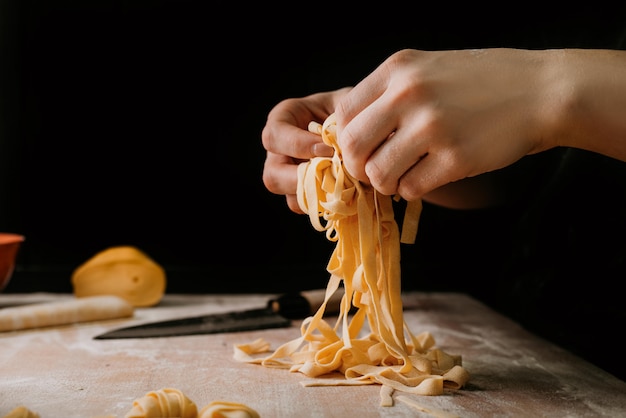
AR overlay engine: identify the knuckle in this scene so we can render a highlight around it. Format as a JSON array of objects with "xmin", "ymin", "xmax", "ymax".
[
  {"xmin": 338, "ymin": 130, "xmax": 364, "ymax": 179},
  {"xmin": 287, "ymin": 195, "xmax": 304, "ymax": 214},
  {"xmin": 262, "ymin": 168, "xmax": 280, "ymax": 194},
  {"xmin": 397, "ymin": 182, "xmax": 421, "ymax": 202},
  {"xmin": 365, "ymin": 160, "xmax": 396, "ymax": 195},
  {"xmin": 385, "ymin": 49, "xmax": 416, "ymax": 69},
  {"xmin": 337, "ymin": 125, "xmax": 358, "ymax": 156},
  {"xmin": 341, "ymin": 158, "xmax": 360, "ymax": 182},
  {"xmin": 419, "ymin": 107, "xmax": 445, "ymax": 135},
  {"xmin": 333, "ymin": 101, "xmax": 349, "ymax": 125},
  {"xmin": 260, "ymin": 124, "xmax": 273, "ymax": 152}
]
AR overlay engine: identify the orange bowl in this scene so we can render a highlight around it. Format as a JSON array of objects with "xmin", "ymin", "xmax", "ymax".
[{"xmin": 0, "ymin": 233, "xmax": 25, "ymax": 291}]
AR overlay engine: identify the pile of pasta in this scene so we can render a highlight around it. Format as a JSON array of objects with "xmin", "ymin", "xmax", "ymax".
[
  {"xmin": 124, "ymin": 388, "xmax": 259, "ymax": 418},
  {"xmin": 3, "ymin": 388, "xmax": 259, "ymax": 418},
  {"xmin": 235, "ymin": 113, "xmax": 469, "ymax": 404}
]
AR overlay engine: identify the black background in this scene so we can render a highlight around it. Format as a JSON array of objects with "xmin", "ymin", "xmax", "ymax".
[{"xmin": 1, "ymin": 1, "xmax": 626, "ymax": 379}]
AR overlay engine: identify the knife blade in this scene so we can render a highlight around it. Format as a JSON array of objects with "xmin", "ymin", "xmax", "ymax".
[
  {"xmin": 93, "ymin": 306, "xmax": 290, "ymax": 339},
  {"xmin": 93, "ymin": 288, "xmax": 344, "ymax": 339}
]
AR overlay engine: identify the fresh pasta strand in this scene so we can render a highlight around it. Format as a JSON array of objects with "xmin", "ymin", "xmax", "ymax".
[
  {"xmin": 124, "ymin": 388, "xmax": 197, "ymax": 418},
  {"xmin": 236, "ymin": 113, "xmax": 469, "ymax": 402},
  {"xmin": 2, "ymin": 406, "xmax": 40, "ymax": 418},
  {"xmin": 124, "ymin": 389, "xmax": 259, "ymax": 418},
  {"xmin": 198, "ymin": 401, "xmax": 260, "ymax": 418}
]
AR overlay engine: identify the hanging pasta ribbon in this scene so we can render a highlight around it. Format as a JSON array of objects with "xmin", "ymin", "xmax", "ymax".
[{"xmin": 235, "ymin": 113, "xmax": 469, "ymax": 401}]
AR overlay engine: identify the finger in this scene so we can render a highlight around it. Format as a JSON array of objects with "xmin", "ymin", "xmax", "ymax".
[
  {"xmin": 335, "ymin": 59, "xmax": 390, "ymax": 123},
  {"xmin": 396, "ymin": 150, "xmax": 462, "ymax": 201},
  {"xmin": 364, "ymin": 125, "xmax": 431, "ymax": 196},
  {"xmin": 285, "ymin": 194, "xmax": 304, "ymax": 214},
  {"xmin": 334, "ymin": 66, "xmax": 395, "ymax": 182},
  {"xmin": 337, "ymin": 98, "xmax": 399, "ymax": 183},
  {"xmin": 262, "ymin": 120, "xmax": 331, "ymax": 160},
  {"xmin": 262, "ymin": 152, "xmax": 300, "ymax": 196}
]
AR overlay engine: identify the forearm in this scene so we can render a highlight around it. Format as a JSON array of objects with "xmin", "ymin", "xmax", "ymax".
[{"xmin": 549, "ymin": 49, "xmax": 626, "ymax": 162}]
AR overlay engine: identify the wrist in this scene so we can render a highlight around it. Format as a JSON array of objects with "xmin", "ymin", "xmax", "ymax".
[
  {"xmin": 546, "ymin": 49, "xmax": 626, "ymax": 161},
  {"xmin": 532, "ymin": 49, "xmax": 576, "ymax": 153}
]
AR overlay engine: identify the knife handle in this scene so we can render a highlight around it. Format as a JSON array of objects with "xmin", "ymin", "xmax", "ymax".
[{"xmin": 268, "ymin": 288, "xmax": 345, "ymax": 319}]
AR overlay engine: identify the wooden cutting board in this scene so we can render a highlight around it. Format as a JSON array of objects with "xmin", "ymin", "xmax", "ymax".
[{"xmin": 1, "ymin": 292, "xmax": 625, "ymax": 417}]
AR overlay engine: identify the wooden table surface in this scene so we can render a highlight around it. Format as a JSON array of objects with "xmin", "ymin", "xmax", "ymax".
[{"xmin": 1, "ymin": 292, "xmax": 625, "ymax": 417}]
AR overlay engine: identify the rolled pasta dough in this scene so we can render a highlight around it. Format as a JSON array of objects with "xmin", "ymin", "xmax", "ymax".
[
  {"xmin": 198, "ymin": 401, "xmax": 260, "ymax": 418},
  {"xmin": 125, "ymin": 388, "xmax": 197, "ymax": 418},
  {"xmin": 2, "ymin": 406, "xmax": 40, "ymax": 418}
]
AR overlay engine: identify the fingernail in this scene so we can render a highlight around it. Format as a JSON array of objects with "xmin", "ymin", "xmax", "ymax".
[{"xmin": 312, "ymin": 143, "xmax": 333, "ymax": 157}]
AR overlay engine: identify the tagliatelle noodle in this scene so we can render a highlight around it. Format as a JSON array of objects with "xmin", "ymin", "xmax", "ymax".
[
  {"xmin": 124, "ymin": 388, "xmax": 197, "ymax": 418},
  {"xmin": 2, "ymin": 406, "xmax": 40, "ymax": 418},
  {"xmin": 235, "ymin": 113, "xmax": 469, "ymax": 403},
  {"xmin": 123, "ymin": 388, "xmax": 260, "ymax": 418},
  {"xmin": 198, "ymin": 401, "xmax": 260, "ymax": 418}
]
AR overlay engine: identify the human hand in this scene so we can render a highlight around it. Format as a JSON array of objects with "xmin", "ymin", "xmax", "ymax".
[
  {"xmin": 261, "ymin": 88, "xmax": 351, "ymax": 213},
  {"xmin": 334, "ymin": 48, "xmax": 559, "ymax": 201}
]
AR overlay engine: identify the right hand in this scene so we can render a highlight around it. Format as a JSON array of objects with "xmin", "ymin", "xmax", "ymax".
[{"xmin": 334, "ymin": 48, "xmax": 626, "ymax": 202}]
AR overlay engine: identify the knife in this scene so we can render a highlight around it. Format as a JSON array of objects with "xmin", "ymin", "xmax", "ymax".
[{"xmin": 93, "ymin": 288, "xmax": 344, "ymax": 339}]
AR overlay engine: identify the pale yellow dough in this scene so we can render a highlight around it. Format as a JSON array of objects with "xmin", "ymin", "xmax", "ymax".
[
  {"xmin": 2, "ymin": 406, "xmax": 40, "ymax": 418},
  {"xmin": 0, "ymin": 295, "xmax": 133, "ymax": 332},
  {"xmin": 198, "ymin": 401, "xmax": 260, "ymax": 418},
  {"xmin": 124, "ymin": 389, "xmax": 259, "ymax": 418},
  {"xmin": 72, "ymin": 246, "xmax": 166, "ymax": 307},
  {"xmin": 235, "ymin": 113, "xmax": 470, "ymax": 403},
  {"xmin": 125, "ymin": 388, "xmax": 197, "ymax": 418}
]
